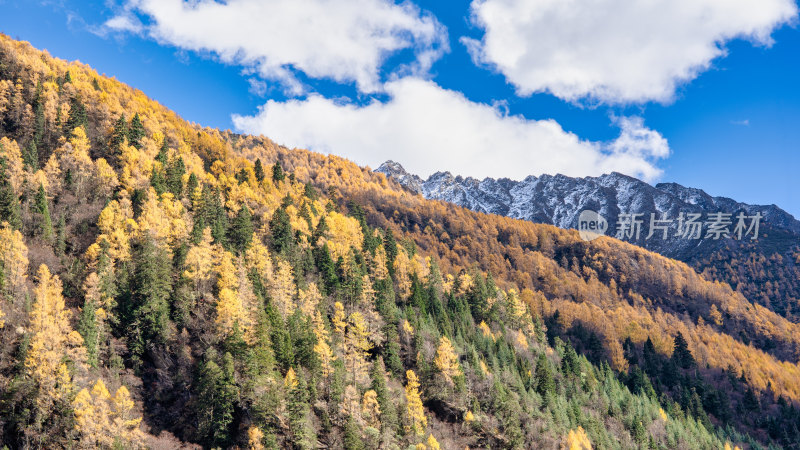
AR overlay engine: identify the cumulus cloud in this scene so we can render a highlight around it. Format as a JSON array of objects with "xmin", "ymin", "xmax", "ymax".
[
  {"xmin": 105, "ymin": 0, "xmax": 448, "ymax": 93},
  {"xmin": 464, "ymin": 0, "xmax": 797, "ymax": 104},
  {"xmin": 232, "ymin": 78, "xmax": 669, "ymax": 182}
]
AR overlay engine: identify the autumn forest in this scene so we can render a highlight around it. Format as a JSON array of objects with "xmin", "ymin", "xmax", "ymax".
[{"xmin": 1, "ymin": 34, "xmax": 799, "ymax": 449}]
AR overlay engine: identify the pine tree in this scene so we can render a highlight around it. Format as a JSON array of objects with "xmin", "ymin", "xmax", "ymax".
[
  {"xmin": 0, "ymin": 157, "xmax": 21, "ymax": 229},
  {"xmin": 78, "ymin": 294, "xmax": 99, "ymax": 368},
  {"xmin": 166, "ymin": 157, "xmax": 185, "ymax": 196},
  {"xmin": 109, "ymin": 114, "xmax": 128, "ymax": 160},
  {"xmin": 254, "ymin": 158, "xmax": 264, "ymax": 182},
  {"xmin": 272, "ymin": 161, "xmax": 285, "ymax": 183},
  {"xmin": 23, "ymin": 140, "xmax": 38, "ymax": 170},
  {"xmin": 269, "ymin": 206, "xmax": 293, "ymax": 254},
  {"xmin": 34, "ymin": 184, "xmax": 53, "ymax": 242},
  {"xmin": 230, "ymin": 205, "xmax": 254, "ymax": 254},
  {"xmin": 196, "ymin": 349, "xmax": 238, "ymax": 447},
  {"xmin": 128, "ymin": 113, "xmax": 145, "ymax": 149},
  {"xmin": 125, "ymin": 236, "xmax": 172, "ymax": 368},
  {"xmin": 286, "ymin": 368, "xmax": 316, "ymax": 449},
  {"xmin": 371, "ymin": 357, "xmax": 398, "ymax": 436},
  {"xmin": 535, "ymin": 353, "xmax": 555, "ymax": 399},
  {"xmin": 66, "ymin": 95, "xmax": 87, "ymax": 132},
  {"xmin": 671, "ymin": 332, "xmax": 695, "ymax": 369}
]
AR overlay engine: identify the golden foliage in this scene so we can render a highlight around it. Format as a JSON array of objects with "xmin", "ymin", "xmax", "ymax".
[
  {"xmin": 26, "ymin": 265, "xmax": 86, "ymax": 419},
  {"xmin": 0, "ymin": 222, "xmax": 28, "ymax": 296},
  {"xmin": 73, "ymin": 379, "xmax": 145, "ymax": 449},
  {"xmin": 270, "ymin": 260, "xmax": 295, "ymax": 319},
  {"xmin": 404, "ymin": 370, "xmax": 427, "ymax": 436},
  {"xmin": 247, "ymin": 426, "xmax": 265, "ymax": 450},
  {"xmin": 433, "ymin": 337, "xmax": 462, "ymax": 385},
  {"xmin": 563, "ymin": 426, "xmax": 592, "ymax": 450},
  {"xmin": 361, "ymin": 389, "xmax": 381, "ymax": 429},
  {"xmin": 344, "ymin": 311, "xmax": 372, "ymax": 385}
]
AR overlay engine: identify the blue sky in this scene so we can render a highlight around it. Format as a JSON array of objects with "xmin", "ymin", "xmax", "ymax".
[{"xmin": 2, "ymin": 0, "xmax": 799, "ymax": 217}]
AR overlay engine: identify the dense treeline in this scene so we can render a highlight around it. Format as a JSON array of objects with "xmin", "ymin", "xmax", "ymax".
[{"xmin": 0, "ymin": 33, "xmax": 795, "ymax": 449}]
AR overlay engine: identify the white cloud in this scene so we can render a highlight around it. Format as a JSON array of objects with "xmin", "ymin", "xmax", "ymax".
[
  {"xmin": 464, "ymin": 0, "xmax": 797, "ymax": 104},
  {"xmin": 97, "ymin": 12, "xmax": 143, "ymax": 35},
  {"xmin": 232, "ymin": 78, "xmax": 669, "ymax": 182},
  {"xmin": 105, "ymin": 0, "xmax": 448, "ymax": 93}
]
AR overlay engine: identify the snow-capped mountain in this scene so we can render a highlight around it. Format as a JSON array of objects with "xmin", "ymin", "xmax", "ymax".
[{"xmin": 375, "ymin": 160, "xmax": 800, "ymax": 263}]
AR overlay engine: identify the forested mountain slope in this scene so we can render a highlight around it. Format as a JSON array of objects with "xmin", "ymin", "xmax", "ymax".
[
  {"xmin": 1, "ymin": 34, "xmax": 799, "ymax": 449},
  {"xmin": 376, "ymin": 161, "xmax": 800, "ymax": 322}
]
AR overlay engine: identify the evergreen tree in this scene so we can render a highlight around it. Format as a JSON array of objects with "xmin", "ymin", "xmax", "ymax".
[
  {"xmin": 128, "ymin": 113, "xmax": 145, "ymax": 149},
  {"xmin": 254, "ymin": 158, "xmax": 264, "ymax": 182},
  {"xmin": 78, "ymin": 296, "xmax": 99, "ymax": 368},
  {"xmin": 108, "ymin": 114, "xmax": 127, "ymax": 163},
  {"xmin": 229, "ymin": 205, "xmax": 254, "ymax": 254},
  {"xmin": 34, "ymin": 184, "xmax": 54, "ymax": 242},
  {"xmin": 535, "ymin": 353, "xmax": 556, "ymax": 399},
  {"xmin": 125, "ymin": 236, "xmax": 172, "ymax": 368},
  {"xmin": 671, "ymin": 332, "xmax": 695, "ymax": 369},
  {"xmin": 166, "ymin": 157, "xmax": 186, "ymax": 196},
  {"xmin": 371, "ymin": 357, "xmax": 398, "ymax": 436},
  {"xmin": 66, "ymin": 95, "xmax": 88, "ymax": 132},
  {"xmin": 22, "ymin": 140, "xmax": 38, "ymax": 171},
  {"xmin": 272, "ymin": 161, "xmax": 285, "ymax": 183},
  {"xmin": 269, "ymin": 206, "xmax": 293, "ymax": 254},
  {"xmin": 54, "ymin": 214, "xmax": 66, "ymax": 256},
  {"xmin": 0, "ymin": 157, "xmax": 21, "ymax": 229},
  {"xmin": 286, "ymin": 369, "xmax": 315, "ymax": 449},
  {"xmin": 196, "ymin": 349, "xmax": 238, "ymax": 447}
]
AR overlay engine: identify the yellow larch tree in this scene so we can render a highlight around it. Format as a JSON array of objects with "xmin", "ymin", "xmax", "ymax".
[
  {"xmin": 183, "ymin": 227, "xmax": 216, "ymax": 291},
  {"xmin": 58, "ymin": 126, "xmax": 94, "ymax": 196},
  {"xmin": 0, "ymin": 222, "xmax": 29, "ymax": 297},
  {"xmin": 43, "ymin": 154, "xmax": 62, "ymax": 197},
  {"xmin": 393, "ymin": 248, "xmax": 413, "ymax": 300},
  {"xmin": 319, "ymin": 211, "xmax": 363, "ymax": 260},
  {"xmin": 456, "ymin": 273, "xmax": 474, "ymax": 297},
  {"xmin": 312, "ymin": 310, "xmax": 336, "ymax": 377},
  {"xmin": 370, "ymin": 244, "xmax": 390, "ymax": 280},
  {"xmin": 433, "ymin": 336, "xmax": 462, "ymax": 385},
  {"xmin": 404, "ymin": 370, "xmax": 427, "ymax": 436},
  {"xmin": 111, "ymin": 385, "xmax": 146, "ymax": 447},
  {"xmin": 344, "ymin": 311, "xmax": 372, "ymax": 385},
  {"xmin": 245, "ymin": 238, "xmax": 274, "ymax": 284},
  {"xmin": 298, "ymin": 282, "xmax": 322, "ymax": 317},
  {"xmin": 73, "ymin": 379, "xmax": 113, "ymax": 448},
  {"xmin": 564, "ymin": 426, "xmax": 592, "ymax": 450},
  {"xmin": 214, "ymin": 252, "xmax": 256, "ymax": 342},
  {"xmin": 25, "ymin": 265, "xmax": 87, "ymax": 422},
  {"xmin": 710, "ymin": 304, "xmax": 724, "ymax": 326},
  {"xmin": 270, "ymin": 259, "xmax": 296, "ymax": 319},
  {"xmin": 284, "ymin": 367, "xmax": 298, "ymax": 389},
  {"xmin": 332, "ymin": 301, "xmax": 346, "ymax": 339},
  {"xmin": 86, "ymin": 197, "xmax": 136, "ymax": 264},
  {"xmin": 340, "ymin": 384, "xmax": 362, "ymax": 424},
  {"xmin": 93, "ymin": 158, "xmax": 119, "ymax": 200},
  {"xmin": 0, "ymin": 137, "xmax": 25, "ymax": 193},
  {"xmin": 137, "ymin": 189, "xmax": 188, "ymax": 248},
  {"xmin": 247, "ymin": 426, "xmax": 265, "ymax": 450},
  {"xmin": 361, "ymin": 389, "xmax": 381, "ymax": 429},
  {"xmin": 74, "ymin": 379, "xmax": 145, "ymax": 449},
  {"xmin": 425, "ymin": 434, "xmax": 441, "ymax": 450}
]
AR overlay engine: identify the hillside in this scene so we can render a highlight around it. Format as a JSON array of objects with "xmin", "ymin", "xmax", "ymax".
[
  {"xmin": 376, "ymin": 161, "xmax": 800, "ymax": 322},
  {"xmin": 1, "ymin": 34, "xmax": 799, "ymax": 449}
]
